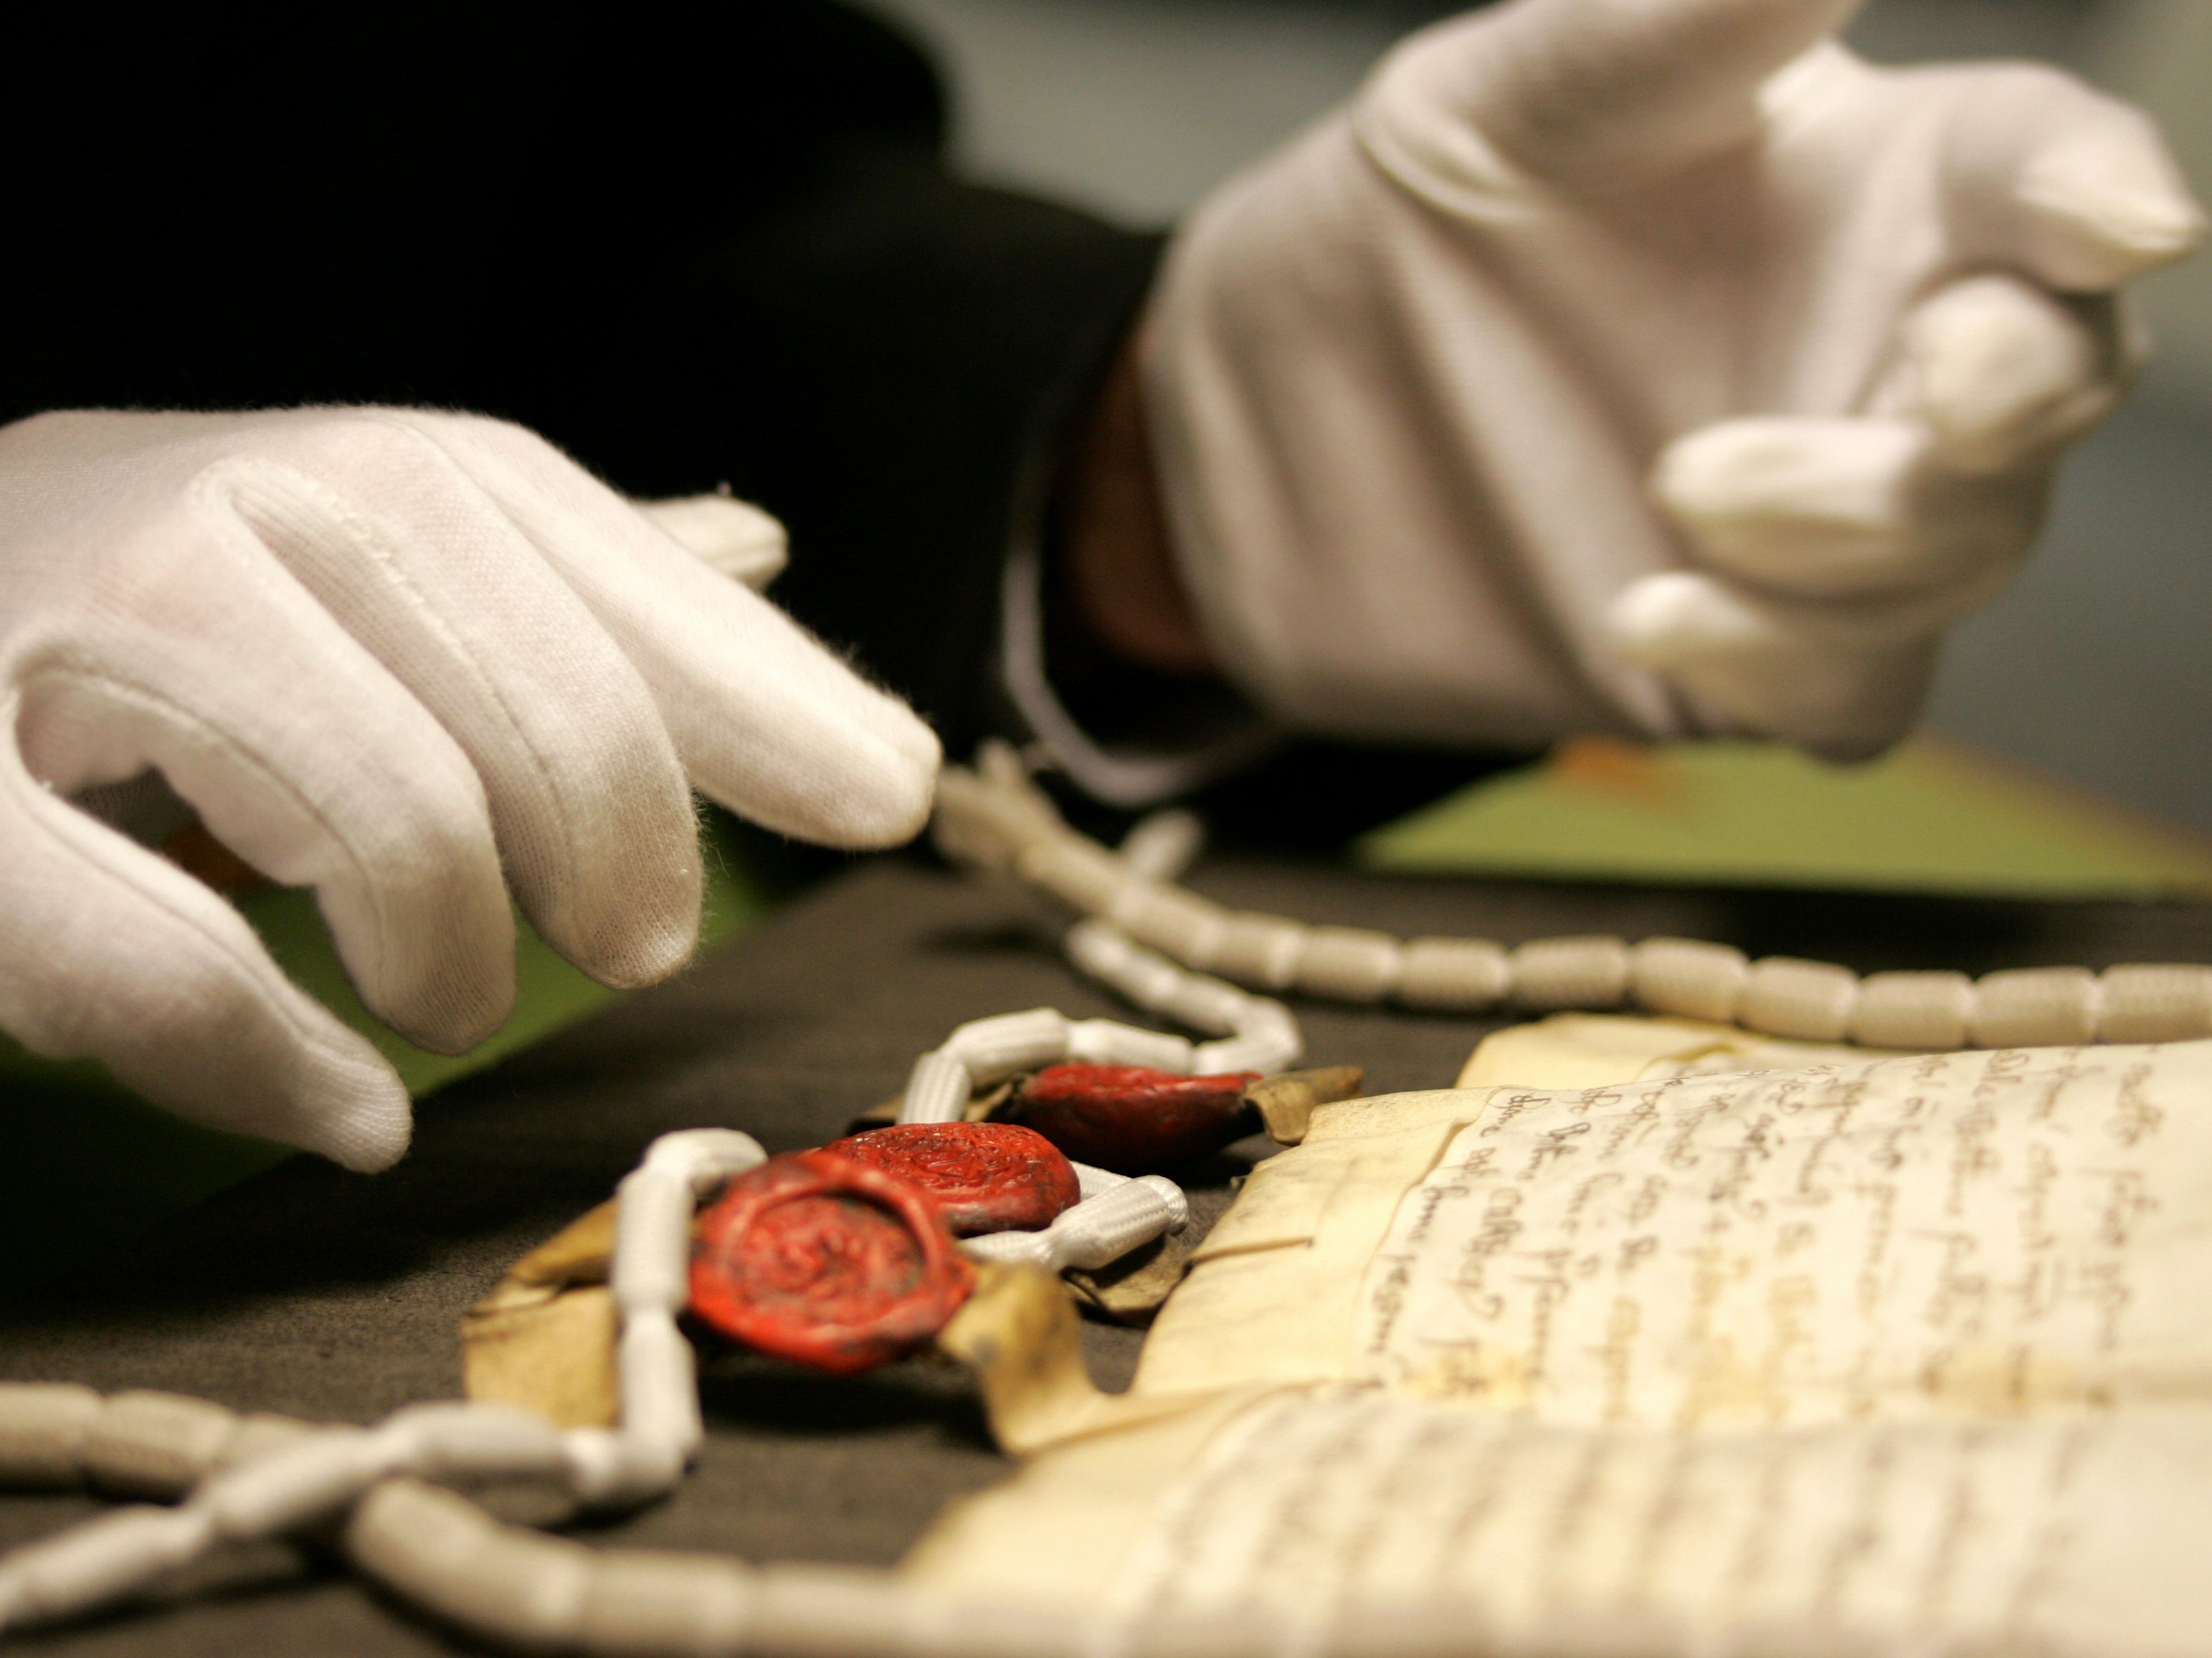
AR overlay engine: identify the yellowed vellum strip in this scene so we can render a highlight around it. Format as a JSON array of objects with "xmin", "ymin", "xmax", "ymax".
[
  {"xmin": 461, "ymin": 1286, "xmax": 620, "ymax": 1429},
  {"xmin": 902, "ymin": 1385, "xmax": 1275, "ymax": 1604},
  {"xmin": 460, "ymin": 1199, "xmax": 621, "ymax": 1428},
  {"xmin": 1354, "ymin": 1042, "xmax": 2212, "ymax": 1425},
  {"xmin": 937, "ymin": 1264, "xmax": 1216, "ymax": 1457},
  {"xmin": 1132, "ymin": 1016, "xmax": 1908, "ymax": 1405},
  {"xmin": 1130, "ymin": 1090, "xmax": 1494, "ymax": 1399}
]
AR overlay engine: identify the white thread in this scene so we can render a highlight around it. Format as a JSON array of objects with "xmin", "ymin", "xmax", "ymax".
[
  {"xmin": 1063, "ymin": 920, "xmax": 1301, "ymax": 1072},
  {"xmin": 898, "ymin": 1049, "xmax": 974, "ymax": 1125},
  {"xmin": 1973, "ymin": 967, "xmax": 2100, "ymax": 1048},
  {"xmin": 612, "ymin": 1169, "xmax": 698, "ymax": 1312},
  {"xmin": 380, "ymin": 1403, "xmax": 570, "ymax": 1482},
  {"xmin": 350, "ymin": 1480, "xmax": 597, "ymax": 1649},
  {"xmin": 80, "ymin": 1390, "xmax": 244, "ymax": 1500},
  {"xmin": 0, "ymin": 1127, "xmax": 774, "ymax": 1633},
  {"xmin": 1739, "ymin": 956, "xmax": 1860, "ymax": 1042},
  {"xmin": 0, "ymin": 1387, "xmax": 100, "ymax": 1489},
  {"xmin": 939, "ymin": 1009, "xmax": 1073, "ymax": 1083},
  {"xmin": 1149, "ymin": 976, "xmax": 1252, "ymax": 1036},
  {"xmin": 578, "ymin": 1545, "xmax": 756, "ymax": 1653},
  {"xmin": 1117, "ymin": 809, "xmax": 1207, "ymax": 884},
  {"xmin": 1015, "ymin": 837, "xmax": 1124, "ymax": 913},
  {"xmin": 0, "ymin": 1505, "xmax": 217, "ymax": 1628},
  {"xmin": 935, "ymin": 761, "xmax": 2212, "ymax": 1054},
  {"xmin": 1066, "ymin": 1019, "xmax": 1197, "ymax": 1072},
  {"xmin": 961, "ymin": 1175, "xmax": 1188, "ymax": 1273},
  {"xmin": 199, "ymin": 1429, "xmax": 387, "ymax": 1539},
  {"xmin": 1205, "ymin": 912, "xmax": 1309, "ymax": 991},
  {"xmin": 1851, "ymin": 971, "xmax": 1975, "ymax": 1049},
  {"xmin": 1068, "ymin": 1162, "xmax": 1130, "ymax": 1200},
  {"xmin": 1194, "ymin": 1032, "xmax": 1301, "ymax": 1075},
  {"xmin": 1628, "ymin": 938, "xmax": 1747, "ymax": 1024},
  {"xmin": 1397, "ymin": 938, "xmax": 1511, "ymax": 1011},
  {"xmin": 1109, "ymin": 882, "xmax": 1228, "ymax": 964},
  {"xmin": 1294, "ymin": 927, "xmax": 1403, "ymax": 1003},
  {"xmin": 1510, "ymin": 936, "xmax": 1631, "ymax": 1011},
  {"xmin": 2098, "ymin": 965, "xmax": 2212, "ymax": 1044}
]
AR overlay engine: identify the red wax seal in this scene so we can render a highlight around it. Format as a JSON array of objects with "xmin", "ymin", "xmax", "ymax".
[
  {"xmin": 822, "ymin": 1123, "xmax": 1081, "ymax": 1235},
  {"xmin": 689, "ymin": 1150, "xmax": 975, "ymax": 1375},
  {"xmin": 1011, "ymin": 1063, "xmax": 1261, "ymax": 1173}
]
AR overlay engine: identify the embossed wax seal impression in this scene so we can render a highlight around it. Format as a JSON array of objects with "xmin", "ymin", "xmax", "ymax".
[
  {"xmin": 689, "ymin": 1150, "xmax": 975, "ymax": 1375},
  {"xmin": 823, "ymin": 1123, "xmax": 1081, "ymax": 1235},
  {"xmin": 1011, "ymin": 1063, "xmax": 1262, "ymax": 1173}
]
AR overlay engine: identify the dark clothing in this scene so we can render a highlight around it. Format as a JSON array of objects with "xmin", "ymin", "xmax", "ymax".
[
  {"xmin": 2, "ymin": 0, "xmax": 1161, "ymax": 758},
  {"xmin": 6, "ymin": 0, "xmax": 1519, "ymax": 841}
]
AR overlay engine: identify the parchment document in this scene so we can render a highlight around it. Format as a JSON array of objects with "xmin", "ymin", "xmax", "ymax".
[
  {"xmin": 1355, "ymin": 1042, "xmax": 2212, "ymax": 1422},
  {"xmin": 1086, "ymin": 1388, "xmax": 2212, "ymax": 1657},
  {"xmin": 908, "ymin": 1040, "xmax": 2212, "ymax": 1657}
]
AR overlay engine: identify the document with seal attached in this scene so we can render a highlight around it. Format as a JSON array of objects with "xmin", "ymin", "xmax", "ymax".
[{"xmin": 907, "ymin": 1032, "xmax": 2212, "ymax": 1658}]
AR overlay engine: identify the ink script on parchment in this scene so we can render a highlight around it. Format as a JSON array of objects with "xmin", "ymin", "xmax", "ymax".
[
  {"xmin": 907, "ymin": 1040, "xmax": 2212, "ymax": 1658},
  {"xmin": 1352, "ymin": 1044, "xmax": 2212, "ymax": 1423},
  {"xmin": 1090, "ymin": 1388, "xmax": 2212, "ymax": 1657}
]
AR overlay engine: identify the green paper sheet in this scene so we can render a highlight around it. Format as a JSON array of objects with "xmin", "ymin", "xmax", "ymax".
[
  {"xmin": 0, "ymin": 821, "xmax": 776, "ymax": 1293},
  {"xmin": 1360, "ymin": 737, "xmax": 2212, "ymax": 900}
]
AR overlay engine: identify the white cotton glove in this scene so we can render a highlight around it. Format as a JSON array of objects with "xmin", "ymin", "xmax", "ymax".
[
  {"xmin": 0, "ymin": 408, "xmax": 939, "ymax": 1172},
  {"xmin": 1144, "ymin": 0, "xmax": 2206, "ymax": 760}
]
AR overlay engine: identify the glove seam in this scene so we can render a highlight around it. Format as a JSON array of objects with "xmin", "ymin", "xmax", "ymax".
[
  {"xmin": 0, "ymin": 698, "xmax": 397, "ymax": 1126},
  {"xmin": 207, "ymin": 434, "xmax": 585, "ymax": 933},
  {"xmin": 13, "ymin": 657, "xmax": 400, "ymax": 1013}
]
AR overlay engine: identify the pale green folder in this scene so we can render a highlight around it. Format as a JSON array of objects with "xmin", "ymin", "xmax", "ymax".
[
  {"xmin": 1360, "ymin": 737, "xmax": 2212, "ymax": 899},
  {"xmin": 0, "ymin": 822, "xmax": 775, "ymax": 1291}
]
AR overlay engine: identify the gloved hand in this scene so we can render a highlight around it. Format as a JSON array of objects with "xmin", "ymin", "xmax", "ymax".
[
  {"xmin": 1142, "ymin": 0, "xmax": 2204, "ymax": 759},
  {"xmin": 0, "ymin": 408, "xmax": 939, "ymax": 1171}
]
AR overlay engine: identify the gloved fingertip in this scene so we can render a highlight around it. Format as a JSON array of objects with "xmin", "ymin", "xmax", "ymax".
[
  {"xmin": 1389, "ymin": 0, "xmax": 1861, "ymax": 186},
  {"xmin": 812, "ymin": 702, "xmax": 943, "ymax": 849},
  {"xmin": 1904, "ymin": 276, "xmax": 2112, "ymax": 470},
  {"xmin": 573, "ymin": 903, "xmax": 700, "ymax": 993},
  {"xmin": 636, "ymin": 494, "xmax": 789, "ymax": 592},
  {"xmin": 518, "ymin": 814, "xmax": 703, "ymax": 994},
  {"xmin": 314, "ymin": 1099, "xmax": 414, "ymax": 1174},
  {"xmin": 2013, "ymin": 121, "xmax": 2206, "ymax": 290},
  {"xmin": 286, "ymin": 1047, "xmax": 414, "ymax": 1173},
  {"xmin": 1605, "ymin": 571, "xmax": 1772, "ymax": 670},
  {"xmin": 1652, "ymin": 418, "xmax": 1927, "ymax": 591},
  {"xmin": 371, "ymin": 953, "xmax": 516, "ymax": 1059},
  {"xmin": 1656, "ymin": 417, "xmax": 1919, "ymax": 510}
]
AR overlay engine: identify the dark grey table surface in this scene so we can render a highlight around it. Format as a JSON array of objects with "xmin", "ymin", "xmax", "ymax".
[{"xmin": 4, "ymin": 850, "xmax": 2207, "ymax": 1654}]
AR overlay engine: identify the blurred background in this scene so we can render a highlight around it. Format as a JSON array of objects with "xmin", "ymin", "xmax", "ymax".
[{"xmin": 860, "ymin": 0, "xmax": 2212, "ymax": 835}]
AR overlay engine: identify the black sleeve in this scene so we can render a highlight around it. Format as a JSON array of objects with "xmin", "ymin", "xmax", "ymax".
[
  {"xmin": 513, "ymin": 146, "xmax": 1166, "ymax": 761},
  {"xmin": 1, "ymin": 0, "xmax": 1162, "ymax": 756}
]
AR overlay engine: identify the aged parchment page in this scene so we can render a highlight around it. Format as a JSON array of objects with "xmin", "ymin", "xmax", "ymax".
[
  {"xmin": 1139, "ymin": 1041, "xmax": 2212, "ymax": 1416},
  {"xmin": 914, "ymin": 1386, "xmax": 2212, "ymax": 1658},
  {"xmin": 1131, "ymin": 1015, "xmax": 1891, "ymax": 1397},
  {"xmin": 911, "ymin": 1039, "xmax": 2212, "ymax": 1655},
  {"xmin": 1355, "ymin": 1041, "xmax": 2212, "ymax": 1422}
]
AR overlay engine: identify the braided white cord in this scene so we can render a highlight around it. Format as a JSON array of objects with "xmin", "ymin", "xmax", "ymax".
[
  {"xmin": 893, "ymin": 1001, "xmax": 1196, "ymax": 1267},
  {"xmin": 934, "ymin": 753, "xmax": 2212, "ymax": 1051},
  {"xmin": 891, "ymin": 806, "xmax": 1278, "ymax": 1267},
  {"xmin": 901, "ymin": 803, "xmax": 1304, "ymax": 1133},
  {"xmin": 896, "ymin": 975, "xmax": 1301, "ymax": 1130},
  {"xmin": 347, "ymin": 1486, "xmax": 1908, "ymax": 1658},
  {"xmin": 0, "ymin": 1128, "xmax": 764, "ymax": 1635},
  {"xmin": 962, "ymin": 1176, "xmax": 1190, "ymax": 1273},
  {"xmin": 0, "ymin": 1105, "xmax": 1187, "ymax": 1645}
]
